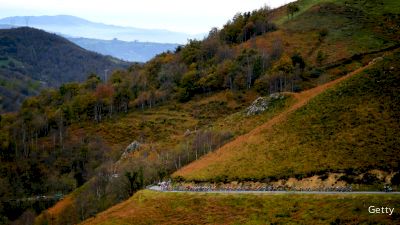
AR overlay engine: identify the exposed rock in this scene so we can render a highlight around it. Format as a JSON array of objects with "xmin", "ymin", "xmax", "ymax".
[
  {"xmin": 121, "ymin": 140, "xmax": 141, "ymax": 159},
  {"xmin": 184, "ymin": 129, "xmax": 191, "ymax": 137},
  {"xmin": 126, "ymin": 141, "xmax": 140, "ymax": 153},
  {"xmin": 245, "ymin": 93, "xmax": 285, "ymax": 116},
  {"xmin": 184, "ymin": 128, "xmax": 197, "ymax": 136}
]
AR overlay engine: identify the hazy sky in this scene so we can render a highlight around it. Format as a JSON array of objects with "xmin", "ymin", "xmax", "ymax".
[{"xmin": 0, "ymin": 0, "xmax": 294, "ymax": 34}]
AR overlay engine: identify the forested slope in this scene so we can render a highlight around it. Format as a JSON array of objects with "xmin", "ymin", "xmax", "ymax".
[{"xmin": 0, "ymin": 27, "xmax": 128, "ymax": 112}]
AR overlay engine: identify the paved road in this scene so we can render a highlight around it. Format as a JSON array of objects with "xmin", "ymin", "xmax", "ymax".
[{"xmin": 147, "ymin": 186, "xmax": 400, "ymax": 195}]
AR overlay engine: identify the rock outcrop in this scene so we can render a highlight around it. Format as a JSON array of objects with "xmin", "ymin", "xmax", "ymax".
[
  {"xmin": 245, "ymin": 93, "xmax": 285, "ymax": 116},
  {"xmin": 121, "ymin": 141, "xmax": 141, "ymax": 159}
]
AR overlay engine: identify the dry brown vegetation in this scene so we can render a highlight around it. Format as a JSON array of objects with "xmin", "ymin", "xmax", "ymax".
[{"xmin": 80, "ymin": 190, "xmax": 400, "ymax": 225}]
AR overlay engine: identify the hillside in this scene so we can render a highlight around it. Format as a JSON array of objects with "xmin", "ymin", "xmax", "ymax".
[
  {"xmin": 0, "ymin": 0, "xmax": 399, "ymax": 224},
  {"xmin": 0, "ymin": 27, "xmax": 128, "ymax": 112},
  {"xmin": 78, "ymin": 190, "xmax": 400, "ymax": 225},
  {"xmin": 174, "ymin": 50, "xmax": 400, "ymax": 183},
  {"xmin": 67, "ymin": 37, "xmax": 179, "ymax": 62},
  {"xmin": 171, "ymin": 0, "xmax": 400, "ymax": 184}
]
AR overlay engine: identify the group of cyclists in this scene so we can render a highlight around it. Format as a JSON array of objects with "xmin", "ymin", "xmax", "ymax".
[
  {"xmin": 383, "ymin": 185, "xmax": 393, "ymax": 192},
  {"xmin": 157, "ymin": 181, "xmax": 358, "ymax": 192}
]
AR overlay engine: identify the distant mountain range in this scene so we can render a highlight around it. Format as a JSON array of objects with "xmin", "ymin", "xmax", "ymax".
[
  {"xmin": 0, "ymin": 27, "xmax": 129, "ymax": 112},
  {"xmin": 0, "ymin": 15, "xmax": 204, "ymax": 44},
  {"xmin": 67, "ymin": 37, "xmax": 179, "ymax": 62},
  {"xmin": 0, "ymin": 15, "xmax": 193, "ymax": 61}
]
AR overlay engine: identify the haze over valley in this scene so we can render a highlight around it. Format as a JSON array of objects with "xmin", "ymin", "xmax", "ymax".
[{"xmin": 0, "ymin": 15, "xmax": 186, "ymax": 62}]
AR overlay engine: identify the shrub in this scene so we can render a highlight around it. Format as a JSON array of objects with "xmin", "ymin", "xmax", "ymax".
[
  {"xmin": 319, "ymin": 28, "xmax": 329, "ymax": 42},
  {"xmin": 172, "ymin": 176, "xmax": 185, "ymax": 183},
  {"xmin": 391, "ymin": 172, "xmax": 400, "ymax": 185},
  {"xmin": 338, "ymin": 174, "xmax": 355, "ymax": 183},
  {"xmin": 309, "ymin": 68, "xmax": 324, "ymax": 78},
  {"xmin": 287, "ymin": 3, "xmax": 300, "ymax": 18},
  {"xmin": 291, "ymin": 53, "xmax": 306, "ymax": 69},
  {"xmin": 319, "ymin": 174, "xmax": 329, "ymax": 181},
  {"xmin": 361, "ymin": 173, "xmax": 380, "ymax": 185},
  {"xmin": 317, "ymin": 51, "xmax": 326, "ymax": 65}
]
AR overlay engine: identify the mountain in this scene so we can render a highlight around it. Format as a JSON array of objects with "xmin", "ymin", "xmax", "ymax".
[
  {"xmin": 0, "ymin": 0, "xmax": 399, "ymax": 224},
  {"xmin": 67, "ymin": 37, "xmax": 179, "ymax": 62},
  {"xmin": 0, "ymin": 27, "xmax": 129, "ymax": 112},
  {"xmin": 0, "ymin": 15, "xmax": 204, "ymax": 44}
]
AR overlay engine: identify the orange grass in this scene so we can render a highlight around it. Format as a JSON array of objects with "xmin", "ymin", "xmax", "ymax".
[{"xmin": 80, "ymin": 190, "xmax": 400, "ymax": 225}]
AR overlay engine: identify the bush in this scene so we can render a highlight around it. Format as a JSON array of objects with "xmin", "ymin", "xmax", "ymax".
[
  {"xmin": 391, "ymin": 172, "xmax": 400, "ymax": 185},
  {"xmin": 0, "ymin": 216, "xmax": 8, "ymax": 225},
  {"xmin": 291, "ymin": 53, "xmax": 306, "ymax": 69},
  {"xmin": 254, "ymin": 75, "xmax": 270, "ymax": 95},
  {"xmin": 177, "ymin": 87, "xmax": 191, "ymax": 102},
  {"xmin": 295, "ymin": 173, "xmax": 307, "ymax": 180},
  {"xmin": 317, "ymin": 51, "xmax": 326, "ymax": 65},
  {"xmin": 287, "ymin": 3, "xmax": 300, "ymax": 18},
  {"xmin": 338, "ymin": 174, "xmax": 356, "ymax": 183},
  {"xmin": 319, "ymin": 28, "xmax": 329, "ymax": 41},
  {"xmin": 214, "ymin": 175, "xmax": 229, "ymax": 183},
  {"xmin": 309, "ymin": 68, "xmax": 324, "ymax": 78},
  {"xmin": 319, "ymin": 174, "xmax": 329, "ymax": 181},
  {"xmin": 361, "ymin": 173, "xmax": 380, "ymax": 185},
  {"xmin": 173, "ymin": 176, "xmax": 185, "ymax": 182}
]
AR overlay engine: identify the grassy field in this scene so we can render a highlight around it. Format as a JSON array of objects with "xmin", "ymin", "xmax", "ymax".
[
  {"xmin": 209, "ymin": 93, "xmax": 295, "ymax": 137},
  {"xmin": 255, "ymin": 0, "xmax": 400, "ymax": 70},
  {"xmin": 174, "ymin": 51, "xmax": 400, "ymax": 182},
  {"xmin": 80, "ymin": 190, "xmax": 400, "ymax": 225}
]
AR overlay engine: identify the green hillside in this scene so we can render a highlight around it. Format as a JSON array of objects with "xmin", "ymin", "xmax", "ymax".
[{"xmin": 175, "ymin": 50, "xmax": 400, "ymax": 183}]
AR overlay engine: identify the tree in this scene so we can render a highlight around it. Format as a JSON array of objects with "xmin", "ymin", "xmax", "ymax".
[
  {"xmin": 254, "ymin": 75, "xmax": 270, "ymax": 95},
  {"xmin": 318, "ymin": 28, "xmax": 329, "ymax": 42},
  {"xmin": 197, "ymin": 70, "xmax": 223, "ymax": 92},
  {"xmin": 124, "ymin": 167, "xmax": 144, "ymax": 196},
  {"xmin": 157, "ymin": 167, "xmax": 167, "ymax": 182},
  {"xmin": 392, "ymin": 172, "xmax": 400, "ymax": 185},
  {"xmin": 218, "ymin": 60, "xmax": 238, "ymax": 90},
  {"xmin": 201, "ymin": 28, "xmax": 220, "ymax": 60},
  {"xmin": 287, "ymin": 3, "xmax": 300, "ymax": 18},
  {"xmin": 235, "ymin": 49, "xmax": 265, "ymax": 89},
  {"xmin": 59, "ymin": 83, "xmax": 80, "ymax": 100},
  {"xmin": 316, "ymin": 50, "xmax": 326, "ymax": 65},
  {"xmin": 291, "ymin": 53, "xmax": 306, "ymax": 70},
  {"xmin": 85, "ymin": 73, "xmax": 101, "ymax": 91},
  {"xmin": 271, "ymin": 38, "xmax": 283, "ymax": 60},
  {"xmin": 273, "ymin": 54, "xmax": 294, "ymax": 74},
  {"xmin": 181, "ymin": 39, "xmax": 202, "ymax": 65},
  {"xmin": 94, "ymin": 84, "xmax": 115, "ymax": 121},
  {"xmin": 178, "ymin": 68, "xmax": 199, "ymax": 101},
  {"xmin": 219, "ymin": 8, "xmax": 276, "ymax": 44}
]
